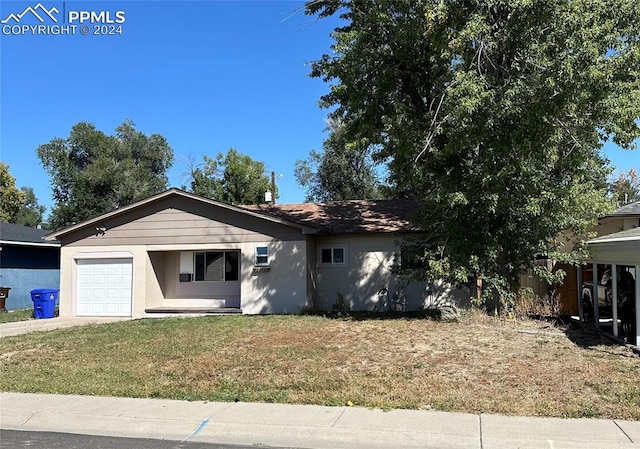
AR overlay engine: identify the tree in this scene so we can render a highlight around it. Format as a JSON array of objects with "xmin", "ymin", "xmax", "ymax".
[
  {"xmin": 188, "ymin": 148, "xmax": 275, "ymax": 205},
  {"xmin": 13, "ymin": 187, "xmax": 46, "ymax": 228},
  {"xmin": 295, "ymin": 119, "xmax": 385, "ymax": 202},
  {"xmin": 609, "ymin": 169, "xmax": 640, "ymax": 205},
  {"xmin": 37, "ymin": 120, "xmax": 173, "ymax": 229},
  {"xmin": 0, "ymin": 162, "xmax": 25, "ymax": 223},
  {"xmin": 306, "ymin": 0, "xmax": 640, "ymax": 304}
]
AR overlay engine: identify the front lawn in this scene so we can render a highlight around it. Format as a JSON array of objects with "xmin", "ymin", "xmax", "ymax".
[
  {"xmin": 0, "ymin": 314, "xmax": 638, "ymax": 419},
  {"xmin": 0, "ymin": 308, "xmax": 33, "ymax": 324}
]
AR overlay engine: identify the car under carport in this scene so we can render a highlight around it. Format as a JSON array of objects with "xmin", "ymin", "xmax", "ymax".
[{"xmin": 581, "ymin": 227, "xmax": 640, "ymax": 345}]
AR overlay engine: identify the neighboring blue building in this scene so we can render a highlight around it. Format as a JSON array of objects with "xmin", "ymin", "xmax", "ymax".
[{"xmin": 0, "ymin": 223, "xmax": 60, "ymax": 310}]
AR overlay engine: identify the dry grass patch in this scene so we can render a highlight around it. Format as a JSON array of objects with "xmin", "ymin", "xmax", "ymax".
[
  {"xmin": 0, "ymin": 314, "xmax": 638, "ymax": 419},
  {"xmin": 0, "ymin": 308, "xmax": 34, "ymax": 324}
]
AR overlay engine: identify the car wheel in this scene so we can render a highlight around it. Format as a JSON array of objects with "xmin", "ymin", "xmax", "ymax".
[{"xmin": 621, "ymin": 316, "xmax": 636, "ymax": 345}]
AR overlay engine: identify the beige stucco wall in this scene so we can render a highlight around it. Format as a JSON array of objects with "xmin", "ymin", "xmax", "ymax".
[
  {"xmin": 146, "ymin": 251, "xmax": 165, "ymax": 310},
  {"xmin": 622, "ymin": 218, "xmax": 640, "ymax": 231},
  {"xmin": 60, "ymin": 240, "xmax": 311, "ymax": 317},
  {"xmin": 596, "ymin": 217, "xmax": 640, "ymax": 237},
  {"xmin": 241, "ymin": 240, "xmax": 309, "ymax": 314},
  {"xmin": 58, "ymin": 245, "xmax": 152, "ymax": 318},
  {"xmin": 314, "ymin": 234, "xmax": 429, "ymax": 311},
  {"xmin": 56, "ymin": 195, "xmax": 312, "ymax": 317},
  {"xmin": 306, "ymin": 237, "xmax": 317, "ymax": 309},
  {"xmin": 149, "ymin": 240, "xmax": 309, "ymax": 314},
  {"xmin": 553, "ymin": 217, "xmax": 639, "ymax": 255}
]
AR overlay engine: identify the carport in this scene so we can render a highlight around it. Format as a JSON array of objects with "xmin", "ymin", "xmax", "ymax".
[{"xmin": 579, "ymin": 227, "xmax": 640, "ymax": 345}]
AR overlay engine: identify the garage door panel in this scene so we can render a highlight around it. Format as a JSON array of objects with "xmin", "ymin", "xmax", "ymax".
[
  {"xmin": 92, "ymin": 304, "xmax": 105, "ymax": 314},
  {"xmin": 106, "ymin": 288, "xmax": 121, "ymax": 299},
  {"xmin": 77, "ymin": 258, "xmax": 132, "ymax": 317},
  {"xmin": 77, "ymin": 304, "xmax": 90, "ymax": 315},
  {"xmin": 92, "ymin": 274, "xmax": 106, "ymax": 285},
  {"xmin": 106, "ymin": 274, "xmax": 120, "ymax": 283},
  {"xmin": 105, "ymin": 303, "xmax": 119, "ymax": 314}
]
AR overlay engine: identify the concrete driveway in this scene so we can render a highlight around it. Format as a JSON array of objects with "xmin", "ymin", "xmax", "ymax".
[{"xmin": 0, "ymin": 316, "xmax": 133, "ymax": 337}]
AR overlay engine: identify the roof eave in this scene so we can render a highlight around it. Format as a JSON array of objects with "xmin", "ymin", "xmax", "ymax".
[
  {"xmin": 0, "ymin": 240, "xmax": 61, "ymax": 248},
  {"xmin": 44, "ymin": 188, "xmax": 319, "ymax": 240},
  {"xmin": 588, "ymin": 236, "xmax": 640, "ymax": 244}
]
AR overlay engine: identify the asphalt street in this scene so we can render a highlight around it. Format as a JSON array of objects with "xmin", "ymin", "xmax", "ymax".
[{"xmin": 0, "ymin": 430, "xmax": 300, "ymax": 449}]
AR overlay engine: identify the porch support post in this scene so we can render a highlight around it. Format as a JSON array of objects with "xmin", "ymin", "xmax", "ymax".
[
  {"xmin": 611, "ymin": 264, "xmax": 618, "ymax": 337},
  {"xmin": 577, "ymin": 266, "xmax": 583, "ymax": 321},
  {"xmin": 636, "ymin": 265, "xmax": 640, "ymax": 345},
  {"xmin": 593, "ymin": 263, "xmax": 599, "ymax": 328}
]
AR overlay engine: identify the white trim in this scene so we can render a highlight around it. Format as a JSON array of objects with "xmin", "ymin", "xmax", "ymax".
[
  {"xmin": 255, "ymin": 245, "xmax": 270, "ymax": 266},
  {"xmin": 0, "ymin": 240, "xmax": 60, "ymax": 248},
  {"xmin": 577, "ymin": 267, "xmax": 583, "ymax": 321},
  {"xmin": 147, "ymin": 243, "xmax": 258, "ymax": 251},
  {"xmin": 589, "ymin": 236, "xmax": 640, "ymax": 244},
  {"xmin": 194, "ymin": 250, "xmax": 240, "ymax": 282},
  {"xmin": 612, "ymin": 264, "xmax": 618, "ymax": 337},
  {"xmin": 593, "ymin": 263, "xmax": 599, "ymax": 327},
  {"xmin": 636, "ymin": 265, "xmax": 640, "ymax": 345},
  {"xmin": 319, "ymin": 244, "xmax": 348, "ymax": 267},
  {"xmin": 74, "ymin": 251, "xmax": 134, "ymax": 259},
  {"xmin": 76, "ymin": 257, "xmax": 133, "ymax": 317}
]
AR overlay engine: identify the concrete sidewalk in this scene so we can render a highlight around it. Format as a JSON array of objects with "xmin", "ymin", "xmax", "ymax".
[
  {"xmin": 0, "ymin": 316, "xmax": 132, "ymax": 337},
  {"xmin": 1, "ymin": 393, "xmax": 638, "ymax": 449}
]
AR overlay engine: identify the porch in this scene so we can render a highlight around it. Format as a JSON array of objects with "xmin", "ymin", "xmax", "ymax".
[
  {"xmin": 147, "ymin": 250, "xmax": 242, "ymax": 312},
  {"xmin": 145, "ymin": 306, "xmax": 242, "ymax": 316}
]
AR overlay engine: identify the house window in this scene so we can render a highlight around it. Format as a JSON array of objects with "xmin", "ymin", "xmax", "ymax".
[
  {"xmin": 400, "ymin": 245, "xmax": 427, "ymax": 270},
  {"xmin": 320, "ymin": 247, "xmax": 346, "ymax": 265},
  {"xmin": 255, "ymin": 246, "xmax": 269, "ymax": 266},
  {"xmin": 194, "ymin": 250, "xmax": 239, "ymax": 281},
  {"xmin": 179, "ymin": 252, "xmax": 194, "ymax": 282}
]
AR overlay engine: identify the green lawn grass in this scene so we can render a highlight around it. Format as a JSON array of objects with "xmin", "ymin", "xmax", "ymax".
[
  {"xmin": 0, "ymin": 314, "xmax": 638, "ymax": 419},
  {"xmin": 0, "ymin": 308, "xmax": 33, "ymax": 324}
]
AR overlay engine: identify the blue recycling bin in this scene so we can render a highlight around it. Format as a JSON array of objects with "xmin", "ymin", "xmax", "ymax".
[{"xmin": 30, "ymin": 289, "xmax": 59, "ymax": 319}]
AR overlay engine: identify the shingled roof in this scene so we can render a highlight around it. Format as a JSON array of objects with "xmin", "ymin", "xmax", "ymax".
[
  {"xmin": 244, "ymin": 199, "xmax": 422, "ymax": 234},
  {"xmin": 605, "ymin": 200, "xmax": 640, "ymax": 217},
  {"xmin": 0, "ymin": 222, "xmax": 60, "ymax": 246},
  {"xmin": 589, "ymin": 226, "xmax": 640, "ymax": 243}
]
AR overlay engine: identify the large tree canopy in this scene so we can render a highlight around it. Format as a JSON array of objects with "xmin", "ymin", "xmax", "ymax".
[
  {"xmin": 38, "ymin": 120, "xmax": 173, "ymax": 229},
  {"xmin": 0, "ymin": 164, "xmax": 46, "ymax": 227},
  {"xmin": 13, "ymin": 187, "xmax": 46, "ymax": 228},
  {"xmin": 0, "ymin": 162, "xmax": 26, "ymax": 223},
  {"xmin": 187, "ymin": 148, "xmax": 275, "ymax": 205},
  {"xmin": 295, "ymin": 119, "xmax": 385, "ymax": 202},
  {"xmin": 306, "ymin": 0, "xmax": 640, "ymax": 302}
]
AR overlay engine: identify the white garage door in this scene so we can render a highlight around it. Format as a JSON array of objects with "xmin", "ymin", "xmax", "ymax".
[{"xmin": 77, "ymin": 258, "xmax": 132, "ymax": 316}]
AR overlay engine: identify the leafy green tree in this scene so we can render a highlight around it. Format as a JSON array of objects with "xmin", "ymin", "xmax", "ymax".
[
  {"xmin": 13, "ymin": 187, "xmax": 46, "ymax": 228},
  {"xmin": 188, "ymin": 148, "xmax": 275, "ymax": 205},
  {"xmin": 295, "ymin": 119, "xmax": 385, "ymax": 202},
  {"xmin": 609, "ymin": 169, "xmax": 640, "ymax": 205},
  {"xmin": 0, "ymin": 162, "xmax": 26, "ymax": 223},
  {"xmin": 37, "ymin": 120, "xmax": 173, "ymax": 229},
  {"xmin": 307, "ymin": 0, "xmax": 639, "ymax": 304}
]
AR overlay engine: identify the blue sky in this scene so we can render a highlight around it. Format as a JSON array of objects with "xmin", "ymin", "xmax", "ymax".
[
  {"xmin": 1, "ymin": 1, "xmax": 638, "ymax": 216},
  {"xmin": 1, "ymin": 0, "xmax": 339, "ymax": 210}
]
